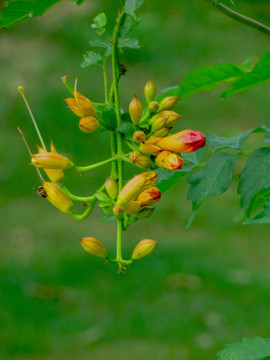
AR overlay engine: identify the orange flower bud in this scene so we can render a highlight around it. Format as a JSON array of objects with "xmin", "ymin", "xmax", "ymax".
[
  {"xmin": 79, "ymin": 116, "xmax": 99, "ymax": 133},
  {"xmin": 129, "ymin": 151, "xmax": 152, "ymax": 169},
  {"xmin": 37, "ymin": 142, "xmax": 64, "ymax": 184},
  {"xmin": 152, "ymin": 127, "xmax": 171, "ymax": 138},
  {"xmin": 80, "ymin": 237, "xmax": 108, "ymax": 258},
  {"xmin": 144, "ymin": 79, "xmax": 157, "ymax": 103},
  {"xmin": 126, "ymin": 187, "xmax": 161, "ymax": 214},
  {"xmin": 148, "ymin": 101, "xmax": 159, "ymax": 113},
  {"xmin": 42, "ymin": 182, "xmax": 74, "ymax": 214},
  {"xmin": 139, "ymin": 137, "xmax": 162, "ymax": 155},
  {"xmin": 32, "ymin": 152, "xmax": 74, "ymax": 169},
  {"xmin": 155, "ymin": 150, "xmax": 183, "ymax": 170},
  {"xmin": 105, "ymin": 177, "xmax": 118, "ymax": 200},
  {"xmin": 157, "ymin": 130, "xmax": 206, "ymax": 153},
  {"xmin": 113, "ymin": 204, "xmax": 124, "ymax": 218},
  {"xmin": 117, "ymin": 171, "xmax": 157, "ymax": 205},
  {"xmin": 129, "ymin": 95, "xmax": 143, "ymax": 125},
  {"xmin": 65, "ymin": 91, "xmax": 96, "ymax": 118},
  {"xmin": 133, "ymin": 131, "xmax": 147, "ymax": 143},
  {"xmin": 132, "ymin": 239, "xmax": 157, "ymax": 260},
  {"xmin": 158, "ymin": 96, "xmax": 180, "ymax": 111}
]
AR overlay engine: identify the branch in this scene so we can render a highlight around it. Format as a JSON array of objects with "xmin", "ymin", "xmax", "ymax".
[{"xmin": 207, "ymin": 0, "xmax": 270, "ymax": 36}]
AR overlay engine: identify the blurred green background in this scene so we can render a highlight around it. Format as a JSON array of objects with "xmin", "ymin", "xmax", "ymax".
[{"xmin": 1, "ymin": 0, "xmax": 270, "ymax": 359}]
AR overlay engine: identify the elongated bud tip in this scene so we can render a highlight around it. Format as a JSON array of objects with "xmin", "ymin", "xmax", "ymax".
[
  {"xmin": 144, "ymin": 79, "xmax": 157, "ymax": 103},
  {"xmin": 80, "ymin": 237, "xmax": 108, "ymax": 258},
  {"xmin": 133, "ymin": 131, "xmax": 147, "ymax": 143},
  {"xmin": 17, "ymin": 86, "xmax": 24, "ymax": 94},
  {"xmin": 17, "ymin": 127, "xmax": 24, "ymax": 138},
  {"xmin": 61, "ymin": 75, "xmax": 67, "ymax": 83},
  {"xmin": 105, "ymin": 177, "xmax": 118, "ymax": 200},
  {"xmin": 132, "ymin": 239, "xmax": 157, "ymax": 260},
  {"xmin": 129, "ymin": 95, "xmax": 143, "ymax": 125},
  {"xmin": 159, "ymin": 96, "xmax": 180, "ymax": 111},
  {"xmin": 113, "ymin": 204, "xmax": 124, "ymax": 218}
]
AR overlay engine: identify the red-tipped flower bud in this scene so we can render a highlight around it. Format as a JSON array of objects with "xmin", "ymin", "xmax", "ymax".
[
  {"xmin": 158, "ymin": 96, "xmax": 180, "ymax": 111},
  {"xmin": 79, "ymin": 116, "xmax": 99, "ymax": 133},
  {"xmin": 129, "ymin": 151, "xmax": 152, "ymax": 169},
  {"xmin": 133, "ymin": 131, "xmax": 147, "ymax": 143},
  {"xmin": 105, "ymin": 177, "xmax": 118, "ymax": 200},
  {"xmin": 157, "ymin": 130, "xmax": 206, "ymax": 153},
  {"xmin": 31, "ymin": 152, "xmax": 74, "ymax": 169},
  {"xmin": 126, "ymin": 186, "xmax": 161, "ymax": 214},
  {"xmin": 80, "ymin": 237, "xmax": 108, "ymax": 258},
  {"xmin": 132, "ymin": 239, "xmax": 157, "ymax": 260},
  {"xmin": 129, "ymin": 95, "xmax": 143, "ymax": 125},
  {"xmin": 155, "ymin": 150, "xmax": 183, "ymax": 170},
  {"xmin": 144, "ymin": 79, "xmax": 157, "ymax": 103}
]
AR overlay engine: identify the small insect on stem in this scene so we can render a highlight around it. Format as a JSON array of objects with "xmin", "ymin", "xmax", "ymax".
[{"xmin": 36, "ymin": 186, "xmax": 47, "ymax": 198}]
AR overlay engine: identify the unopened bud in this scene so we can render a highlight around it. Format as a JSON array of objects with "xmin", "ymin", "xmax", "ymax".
[
  {"xmin": 31, "ymin": 152, "xmax": 74, "ymax": 169},
  {"xmin": 37, "ymin": 143, "xmax": 64, "ymax": 184},
  {"xmin": 129, "ymin": 151, "xmax": 152, "ymax": 169},
  {"xmin": 105, "ymin": 177, "xmax": 118, "ymax": 200},
  {"xmin": 132, "ymin": 239, "xmax": 157, "ymax": 260},
  {"xmin": 152, "ymin": 127, "xmax": 171, "ymax": 137},
  {"xmin": 133, "ymin": 131, "xmax": 147, "ymax": 143},
  {"xmin": 148, "ymin": 101, "xmax": 159, "ymax": 113},
  {"xmin": 65, "ymin": 91, "xmax": 96, "ymax": 118},
  {"xmin": 80, "ymin": 237, "xmax": 108, "ymax": 258},
  {"xmin": 126, "ymin": 186, "xmax": 161, "ymax": 214},
  {"xmin": 139, "ymin": 137, "xmax": 162, "ymax": 155},
  {"xmin": 42, "ymin": 182, "xmax": 74, "ymax": 214},
  {"xmin": 159, "ymin": 96, "xmax": 180, "ymax": 111},
  {"xmin": 151, "ymin": 117, "xmax": 168, "ymax": 133},
  {"xmin": 129, "ymin": 95, "xmax": 143, "ymax": 125},
  {"xmin": 79, "ymin": 116, "xmax": 99, "ymax": 133},
  {"xmin": 144, "ymin": 79, "xmax": 156, "ymax": 103},
  {"xmin": 113, "ymin": 204, "xmax": 124, "ymax": 218},
  {"xmin": 137, "ymin": 207, "xmax": 154, "ymax": 219},
  {"xmin": 17, "ymin": 85, "xmax": 24, "ymax": 94},
  {"xmin": 155, "ymin": 150, "xmax": 183, "ymax": 170}
]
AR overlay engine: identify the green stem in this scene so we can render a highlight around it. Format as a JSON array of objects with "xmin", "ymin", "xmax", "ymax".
[
  {"xmin": 110, "ymin": 132, "xmax": 118, "ymax": 179},
  {"xmin": 103, "ymin": 58, "xmax": 109, "ymax": 104},
  {"xmin": 75, "ymin": 157, "xmax": 117, "ymax": 173},
  {"xmin": 71, "ymin": 202, "xmax": 96, "ymax": 220},
  {"xmin": 208, "ymin": 0, "xmax": 270, "ymax": 36},
  {"xmin": 60, "ymin": 185, "xmax": 95, "ymax": 202}
]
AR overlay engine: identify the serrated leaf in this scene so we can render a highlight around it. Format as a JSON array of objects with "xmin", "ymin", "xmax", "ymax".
[
  {"xmin": 156, "ymin": 166, "xmax": 195, "ymax": 193},
  {"xmin": 216, "ymin": 337, "xmax": 270, "ymax": 360},
  {"xmin": 81, "ymin": 50, "xmax": 103, "ymax": 68},
  {"xmin": 119, "ymin": 14, "xmax": 140, "ymax": 37},
  {"xmin": 119, "ymin": 37, "xmax": 140, "ymax": 49},
  {"xmin": 238, "ymin": 147, "xmax": 270, "ymax": 210},
  {"xmin": 91, "ymin": 12, "xmax": 107, "ymax": 35},
  {"xmin": 244, "ymin": 201, "xmax": 270, "ymax": 225},
  {"xmin": 0, "ymin": 0, "xmax": 62, "ymax": 29},
  {"xmin": 179, "ymin": 63, "xmax": 244, "ymax": 100},
  {"xmin": 181, "ymin": 147, "xmax": 206, "ymax": 165},
  {"xmin": 245, "ymin": 187, "xmax": 270, "ymax": 220},
  {"xmin": 125, "ymin": 0, "xmax": 143, "ymax": 17},
  {"xmin": 187, "ymin": 152, "xmax": 236, "ymax": 227},
  {"xmin": 221, "ymin": 51, "xmax": 270, "ymax": 99}
]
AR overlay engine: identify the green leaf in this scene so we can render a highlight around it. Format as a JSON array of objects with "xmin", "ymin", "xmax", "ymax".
[
  {"xmin": 119, "ymin": 14, "xmax": 140, "ymax": 37},
  {"xmin": 91, "ymin": 12, "xmax": 107, "ymax": 35},
  {"xmin": 71, "ymin": 0, "xmax": 85, "ymax": 5},
  {"xmin": 216, "ymin": 337, "xmax": 270, "ymax": 360},
  {"xmin": 116, "ymin": 122, "xmax": 134, "ymax": 138},
  {"xmin": 96, "ymin": 192, "xmax": 110, "ymax": 202},
  {"xmin": 178, "ymin": 63, "xmax": 244, "ymax": 100},
  {"xmin": 187, "ymin": 152, "xmax": 236, "ymax": 228},
  {"xmin": 81, "ymin": 50, "xmax": 103, "ymax": 68},
  {"xmin": 100, "ymin": 107, "xmax": 117, "ymax": 131},
  {"xmin": 156, "ymin": 166, "xmax": 195, "ymax": 193},
  {"xmin": 100, "ymin": 212, "xmax": 115, "ymax": 223},
  {"xmin": 181, "ymin": 147, "xmax": 206, "ymax": 165},
  {"xmin": 89, "ymin": 38, "xmax": 111, "ymax": 56},
  {"xmin": 221, "ymin": 51, "xmax": 270, "ymax": 99},
  {"xmin": 238, "ymin": 147, "xmax": 270, "ymax": 210},
  {"xmin": 0, "ymin": 0, "xmax": 62, "ymax": 29},
  {"xmin": 245, "ymin": 187, "xmax": 270, "ymax": 220},
  {"xmin": 245, "ymin": 201, "xmax": 270, "ymax": 225},
  {"xmin": 125, "ymin": 0, "xmax": 143, "ymax": 17},
  {"xmin": 156, "ymin": 86, "xmax": 179, "ymax": 102},
  {"xmin": 119, "ymin": 37, "xmax": 140, "ymax": 49}
]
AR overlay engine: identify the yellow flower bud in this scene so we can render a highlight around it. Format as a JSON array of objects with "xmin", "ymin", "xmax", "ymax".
[
  {"xmin": 79, "ymin": 116, "xmax": 99, "ymax": 133},
  {"xmin": 129, "ymin": 151, "xmax": 152, "ymax": 169},
  {"xmin": 151, "ymin": 117, "xmax": 168, "ymax": 133},
  {"xmin": 132, "ymin": 239, "xmax": 157, "ymax": 260},
  {"xmin": 155, "ymin": 150, "xmax": 183, "ymax": 170},
  {"xmin": 152, "ymin": 127, "xmax": 171, "ymax": 138},
  {"xmin": 31, "ymin": 152, "xmax": 74, "ymax": 169},
  {"xmin": 117, "ymin": 171, "xmax": 157, "ymax": 205},
  {"xmin": 144, "ymin": 79, "xmax": 156, "ymax": 103},
  {"xmin": 105, "ymin": 177, "xmax": 118, "ymax": 200},
  {"xmin": 113, "ymin": 204, "xmax": 124, "ymax": 218},
  {"xmin": 158, "ymin": 96, "xmax": 180, "ymax": 111},
  {"xmin": 126, "ymin": 186, "xmax": 161, "ymax": 214},
  {"xmin": 129, "ymin": 95, "xmax": 143, "ymax": 125},
  {"xmin": 152, "ymin": 110, "xmax": 181, "ymax": 126},
  {"xmin": 148, "ymin": 101, "xmax": 159, "ymax": 113},
  {"xmin": 80, "ymin": 237, "xmax": 108, "ymax": 258},
  {"xmin": 42, "ymin": 181, "xmax": 74, "ymax": 214},
  {"xmin": 133, "ymin": 131, "xmax": 147, "ymax": 143},
  {"xmin": 65, "ymin": 91, "xmax": 96, "ymax": 118},
  {"xmin": 37, "ymin": 143, "xmax": 64, "ymax": 184},
  {"xmin": 139, "ymin": 137, "xmax": 162, "ymax": 155}
]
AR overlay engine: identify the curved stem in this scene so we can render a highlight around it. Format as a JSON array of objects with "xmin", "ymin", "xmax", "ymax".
[
  {"xmin": 75, "ymin": 156, "xmax": 117, "ymax": 173},
  {"xmin": 208, "ymin": 0, "xmax": 270, "ymax": 36},
  {"xmin": 60, "ymin": 185, "xmax": 95, "ymax": 202}
]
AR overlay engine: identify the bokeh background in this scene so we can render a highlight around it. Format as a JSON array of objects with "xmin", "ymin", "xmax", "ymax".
[{"xmin": 1, "ymin": 0, "xmax": 270, "ymax": 359}]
